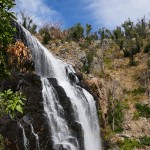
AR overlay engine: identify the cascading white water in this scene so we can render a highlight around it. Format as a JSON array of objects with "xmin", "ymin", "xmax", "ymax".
[
  {"xmin": 19, "ymin": 24, "xmax": 102, "ymax": 150},
  {"xmin": 30, "ymin": 124, "xmax": 40, "ymax": 150},
  {"xmin": 41, "ymin": 77, "xmax": 78, "ymax": 150},
  {"xmin": 19, "ymin": 124, "xmax": 28, "ymax": 150}
]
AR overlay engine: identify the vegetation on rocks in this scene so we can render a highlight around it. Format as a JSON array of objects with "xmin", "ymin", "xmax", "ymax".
[
  {"xmin": 1, "ymin": 0, "xmax": 150, "ymax": 149},
  {"xmin": 0, "ymin": 89, "xmax": 26, "ymax": 118},
  {"xmin": 0, "ymin": 0, "xmax": 16, "ymax": 81}
]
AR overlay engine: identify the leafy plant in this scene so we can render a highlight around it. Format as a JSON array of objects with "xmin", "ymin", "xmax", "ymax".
[
  {"xmin": 0, "ymin": 89, "xmax": 26, "ymax": 118},
  {"xmin": 0, "ymin": 0, "xmax": 16, "ymax": 81}
]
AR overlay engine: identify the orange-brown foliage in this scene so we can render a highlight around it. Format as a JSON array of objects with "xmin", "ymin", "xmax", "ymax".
[{"xmin": 7, "ymin": 41, "xmax": 33, "ymax": 72}]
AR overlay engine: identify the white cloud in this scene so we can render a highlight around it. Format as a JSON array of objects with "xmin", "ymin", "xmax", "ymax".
[
  {"xmin": 14, "ymin": 0, "xmax": 61, "ymax": 27},
  {"xmin": 83, "ymin": 0, "xmax": 150, "ymax": 29}
]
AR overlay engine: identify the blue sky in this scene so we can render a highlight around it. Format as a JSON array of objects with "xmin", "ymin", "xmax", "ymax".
[{"xmin": 14, "ymin": 0, "xmax": 150, "ymax": 31}]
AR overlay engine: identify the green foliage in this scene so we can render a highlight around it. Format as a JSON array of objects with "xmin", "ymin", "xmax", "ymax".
[
  {"xmin": 68, "ymin": 23, "xmax": 84, "ymax": 41},
  {"xmin": 118, "ymin": 138, "xmax": 142, "ymax": 150},
  {"xmin": 90, "ymin": 32, "xmax": 98, "ymax": 40},
  {"xmin": 82, "ymin": 49, "xmax": 95, "ymax": 73},
  {"xmin": 123, "ymin": 37, "xmax": 141, "ymax": 66},
  {"xmin": 39, "ymin": 25, "xmax": 51, "ymax": 44},
  {"xmin": 98, "ymin": 27, "xmax": 112, "ymax": 42},
  {"xmin": 30, "ymin": 24, "xmax": 37, "ymax": 34},
  {"xmin": 0, "ymin": 55, "xmax": 10, "ymax": 81},
  {"xmin": 118, "ymin": 136, "xmax": 150, "ymax": 149},
  {"xmin": 0, "ymin": 0, "xmax": 16, "ymax": 81},
  {"xmin": 108, "ymin": 100, "xmax": 125, "ymax": 132},
  {"xmin": 0, "ymin": 0, "xmax": 16, "ymax": 48},
  {"xmin": 86, "ymin": 24, "xmax": 92, "ymax": 37},
  {"xmin": 144, "ymin": 43, "xmax": 150, "ymax": 53},
  {"xmin": 131, "ymin": 87, "xmax": 146, "ymax": 95},
  {"xmin": 140, "ymin": 136, "xmax": 150, "ymax": 146},
  {"xmin": 42, "ymin": 32, "xmax": 51, "ymax": 45},
  {"xmin": 20, "ymin": 11, "xmax": 37, "ymax": 34},
  {"xmin": 135, "ymin": 17, "xmax": 147, "ymax": 38},
  {"xmin": 104, "ymin": 58, "xmax": 112, "ymax": 68},
  {"xmin": 113, "ymin": 26, "xmax": 124, "ymax": 50},
  {"xmin": 0, "ymin": 134, "xmax": 4, "ymax": 150},
  {"xmin": 122, "ymin": 18, "xmax": 135, "ymax": 39},
  {"xmin": 135, "ymin": 103, "xmax": 150, "ymax": 118},
  {"xmin": 0, "ymin": 89, "xmax": 26, "ymax": 118},
  {"xmin": 123, "ymin": 49, "xmax": 130, "ymax": 57}
]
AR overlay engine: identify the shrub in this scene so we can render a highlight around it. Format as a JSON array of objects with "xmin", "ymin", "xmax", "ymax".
[
  {"xmin": 144, "ymin": 43, "xmax": 150, "ymax": 53},
  {"xmin": 82, "ymin": 49, "xmax": 95, "ymax": 73},
  {"xmin": 68, "ymin": 23, "xmax": 84, "ymax": 41},
  {"xmin": 123, "ymin": 49, "xmax": 130, "ymax": 57},
  {"xmin": 140, "ymin": 136, "xmax": 150, "ymax": 146},
  {"xmin": 7, "ymin": 41, "xmax": 33, "ymax": 72},
  {"xmin": 0, "ymin": 0, "xmax": 16, "ymax": 81},
  {"xmin": 135, "ymin": 103, "xmax": 150, "ymax": 118},
  {"xmin": 42, "ymin": 32, "xmax": 51, "ymax": 45},
  {"xmin": 0, "ymin": 135, "xmax": 4, "ymax": 150},
  {"xmin": 118, "ymin": 138, "xmax": 142, "ymax": 150},
  {"xmin": 108, "ymin": 100, "xmax": 125, "ymax": 132},
  {"xmin": 131, "ymin": 87, "xmax": 146, "ymax": 95}
]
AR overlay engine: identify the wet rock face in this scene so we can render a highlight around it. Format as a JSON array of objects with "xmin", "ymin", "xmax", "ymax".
[
  {"xmin": 11, "ymin": 19, "xmax": 28, "ymax": 45},
  {"xmin": 0, "ymin": 74, "xmax": 85, "ymax": 150},
  {"xmin": 0, "ymin": 73, "xmax": 53, "ymax": 150}
]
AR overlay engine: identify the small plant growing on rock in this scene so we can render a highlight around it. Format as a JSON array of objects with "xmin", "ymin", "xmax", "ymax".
[{"xmin": 0, "ymin": 89, "xmax": 26, "ymax": 118}]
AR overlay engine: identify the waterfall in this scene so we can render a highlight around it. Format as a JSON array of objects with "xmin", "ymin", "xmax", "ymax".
[
  {"xmin": 41, "ymin": 77, "xmax": 78, "ymax": 150},
  {"xmin": 16, "ymin": 23, "xmax": 102, "ymax": 150},
  {"xmin": 30, "ymin": 124, "xmax": 40, "ymax": 150},
  {"xmin": 19, "ymin": 124, "xmax": 28, "ymax": 150}
]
